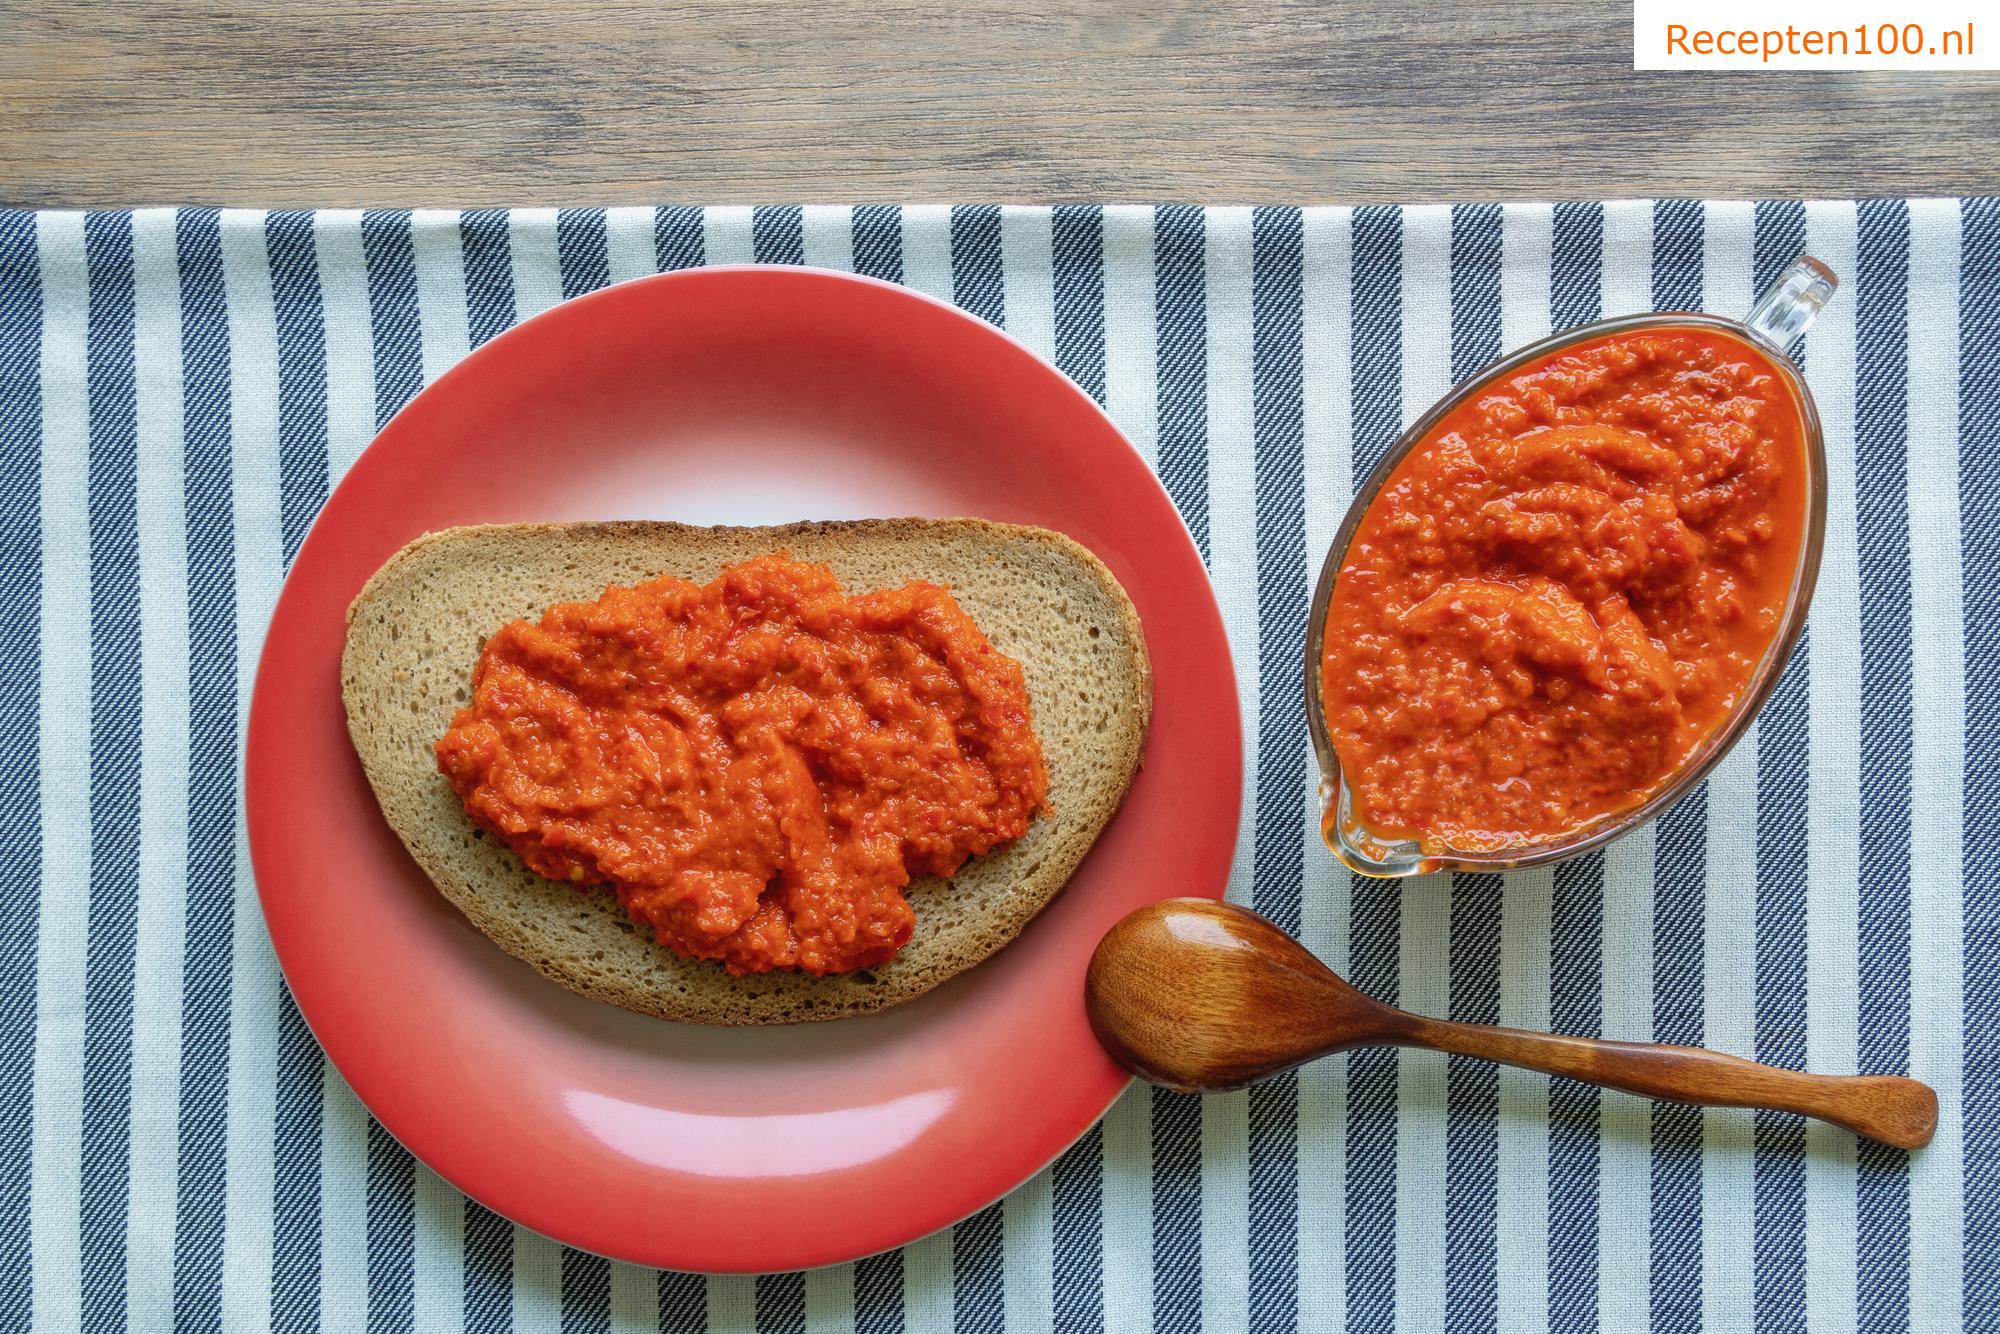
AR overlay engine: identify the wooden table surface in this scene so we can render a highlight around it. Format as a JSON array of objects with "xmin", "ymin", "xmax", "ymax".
[{"xmin": 5, "ymin": 0, "xmax": 1997, "ymax": 207}]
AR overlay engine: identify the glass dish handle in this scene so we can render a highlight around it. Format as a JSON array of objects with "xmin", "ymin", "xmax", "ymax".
[{"xmin": 1743, "ymin": 255, "xmax": 1839, "ymax": 352}]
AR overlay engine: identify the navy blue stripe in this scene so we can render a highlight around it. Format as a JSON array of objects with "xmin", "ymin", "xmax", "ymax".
[
  {"xmin": 756, "ymin": 1272, "xmax": 806, "ymax": 1334},
  {"xmin": 1649, "ymin": 788, "xmax": 1707, "ymax": 1333},
  {"xmin": 80, "ymin": 207, "xmax": 141, "ymax": 1333},
  {"xmin": 1048, "ymin": 206, "xmax": 1106, "ymax": 411},
  {"xmin": 1449, "ymin": 202, "xmax": 1504, "ymax": 381},
  {"xmin": 1444, "ymin": 875, "xmax": 1503, "ymax": 1334},
  {"xmin": 0, "ymin": 208, "xmax": 43, "ymax": 1325},
  {"xmin": 266, "ymin": 213, "xmax": 332, "ymax": 566},
  {"xmin": 1348, "ymin": 206, "xmax": 1404, "ymax": 480},
  {"xmin": 1343, "ymin": 877, "xmax": 1400, "ymax": 1334},
  {"xmin": 1853, "ymin": 198, "xmax": 1915, "ymax": 1334},
  {"xmin": 1751, "ymin": 198, "xmax": 1810, "ymax": 1334},
  {"xmin": 265, "ymin": 207, "xmax": 329, "ymax": 1334},
  {"xmin": 360, "ymin": 207, "xmax": 424, "ymax": 1334},
  {"xmin": 1047, "ymin": 202, "xmax": 1107, "ymax": 1334},
  {"xmin": 951, "ymin": 1203, "xmax": 1004, "ymax": 1334},
  {"xmin": 658, "ymin": 1271, "xmax": 707, "ymax": 1333},
  {"xmin": 851, "ymin": 206, "xmax": 904, "ymax": 285},
  {"xmin": 363, "ymin": 1120, "xmax": 415, "ymax": 1332},
  {"xmin": 854, "ymin": 1249, "xmax": 904, "ymax": 1334},
  {"xmin": 1147, "ymin": 204, "xmax": 1206, "ymax": 1334},
  {"xmin": 170, "ymin": 206, "xmax": 236, "ymax": 1334},
  {"xmin": 1656, "ymin": 201, "xmax": 1704, "ymax": 314},
  {"xmin": 1752, "ymin": 687, "xmax": 1811, "ymax": 1333},
  {"xmin": 1154, "ymin": 205, "xmax": 1210, "ymax": 561},
  {"xmin": 1052, "ymin": 206, "xmax": 1106, "ymax": 405},
  {"xmin": 1753, "ymin": 206, "xmax": 1806, "ymax": 301},
  {"xmin": 949, "ymin": 206, "xmax": 1005, "ymax": 327},
  {"xmin": 1149, "ymin": 1082, "xmax": 1202, "ymax": 1334},
  {"xmin": 1545, "ymin": 201, "xmax": 1604, "ymax": 1334},
  {"xmin": 1653, "ymin": 200, "xmax": 1704, "ymax": 313},
  {"xmin": 1551, "ymin": 202, "xmax": 1604, "ymax": 333},
  {"xmin": 1049, "ymin": 1113, "xmax": 1105, "ymax": 1331},
  {"xmin": 555, "ymin": 206, "xmax": 611, "ymax": 289},
  {"xmin": 654, "ymin": 207, "xmax": 705, "ymax": 273},
  {"xmin": 1344, "ymin": 203, "xmax": 1404, "ymax": 1334},
  {"xmin": 556, "ymin": 209, "xmax": 611, "ymax": 301},
  {"xmin": 1443, "ymin": 203, "xmax": 1504, "ymax": 1334},
  {"xmin": 459, "ymin": 210, "xmax": 516, "ymax": 349},
  {"xmin": 1960, "ymin": 194, "xmax": 2000, "ymax": 1327},
  {"xmin": 559, "ymin": 1247, "xmax": 610, "ymax": 1334},
  {"xmin": 462, "ymin": 1204, "xmax": 512, "ymax": 1334},
  {"xmin": 1546, "ymin": 854, "xmax": 1604, "ymax": 1332},
  {"xmin": 1651, "ymin": 198, "xmax": 1705, "ymax": 312},
  {"xmin": 1646, "ymin": 198, "xmax": 1707, "ymax": 1334},
  {"xmin": 1247, "ymin": 205, "xmax": 1306, "ymax": 1334},
  {"xmin": 364, "ymin": 210, "xmax": 426, "ymax": 430},
  {"xmin": 752, "ymin": 206, "xmax": 806, "ymax": 266}
]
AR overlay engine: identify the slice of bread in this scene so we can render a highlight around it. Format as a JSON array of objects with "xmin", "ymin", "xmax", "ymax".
[{"xmin": 341, "ymin": 519, "xmax": 1152, "ymax": 1025}]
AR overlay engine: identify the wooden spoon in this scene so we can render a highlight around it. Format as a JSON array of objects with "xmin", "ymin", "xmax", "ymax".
[{"xmin": 1086, "ymin": 898, "xmax": 1937, "ymax": 1150}]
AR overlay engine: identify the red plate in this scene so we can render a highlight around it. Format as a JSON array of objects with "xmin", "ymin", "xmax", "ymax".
[{"xmin": 247, "ymin": 266, "xmax": 1242, "ymax": 1273}]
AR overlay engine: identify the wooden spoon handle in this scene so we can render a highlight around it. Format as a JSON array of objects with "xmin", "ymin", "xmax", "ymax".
[{"xmin": 1401, "ymin": 1016, "xmax": 1937, "ymax": 1149}]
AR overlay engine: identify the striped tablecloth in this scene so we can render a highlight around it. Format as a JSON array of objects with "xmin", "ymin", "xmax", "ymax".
[{"xmin": 0, "ymin": 200, "xmax": 1992, "ymax": 1334}]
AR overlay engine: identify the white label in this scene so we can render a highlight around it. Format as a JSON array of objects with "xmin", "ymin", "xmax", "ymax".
[{"xmin": 1634, "ymin": 0, "xmax": 1992, "ymax": 69}]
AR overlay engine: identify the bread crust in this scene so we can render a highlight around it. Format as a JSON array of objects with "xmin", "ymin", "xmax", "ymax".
[{"xmin": 340, "ymin": 518, "xmax": 1152, "ymax": 1025}]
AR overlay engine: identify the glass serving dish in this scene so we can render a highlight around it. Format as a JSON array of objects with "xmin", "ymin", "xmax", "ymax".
[{"xmin": 1305, "ymin": 257, "xmax": 1836, "ymax": 878}]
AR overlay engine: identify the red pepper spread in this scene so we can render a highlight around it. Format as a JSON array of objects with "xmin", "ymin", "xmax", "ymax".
[
  {"xmin": 1320, "ymin": 328, "xmax": 1809, "ymax": 853},
  {"xmin": 437, "ymin": 554, "xmax": 1050, "ymax": 975}
]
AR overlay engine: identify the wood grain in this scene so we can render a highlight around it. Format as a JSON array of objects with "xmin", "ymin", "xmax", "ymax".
[
  {"xmin": 1087, "ymin": 899, "xmax": 1939, "ymax": 1148},
  {"xmin": 3, "ymin": 0, "xmax": 1997, "ymax": 207}
]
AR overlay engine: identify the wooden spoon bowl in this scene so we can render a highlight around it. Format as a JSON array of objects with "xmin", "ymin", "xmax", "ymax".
[{"xmin": 1086, "ymin": 898, "xmax": 1937, "ymax": 1150}]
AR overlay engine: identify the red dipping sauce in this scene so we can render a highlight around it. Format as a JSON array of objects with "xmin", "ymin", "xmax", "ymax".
[{"xmin": 1319, "ymin": 327, "xmax": 1812, "ymax": 854}]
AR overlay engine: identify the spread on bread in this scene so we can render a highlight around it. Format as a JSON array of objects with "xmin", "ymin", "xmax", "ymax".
[{"xmin": 435, "ymin": 552, "xmax": 1051, "ymax": 975}]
